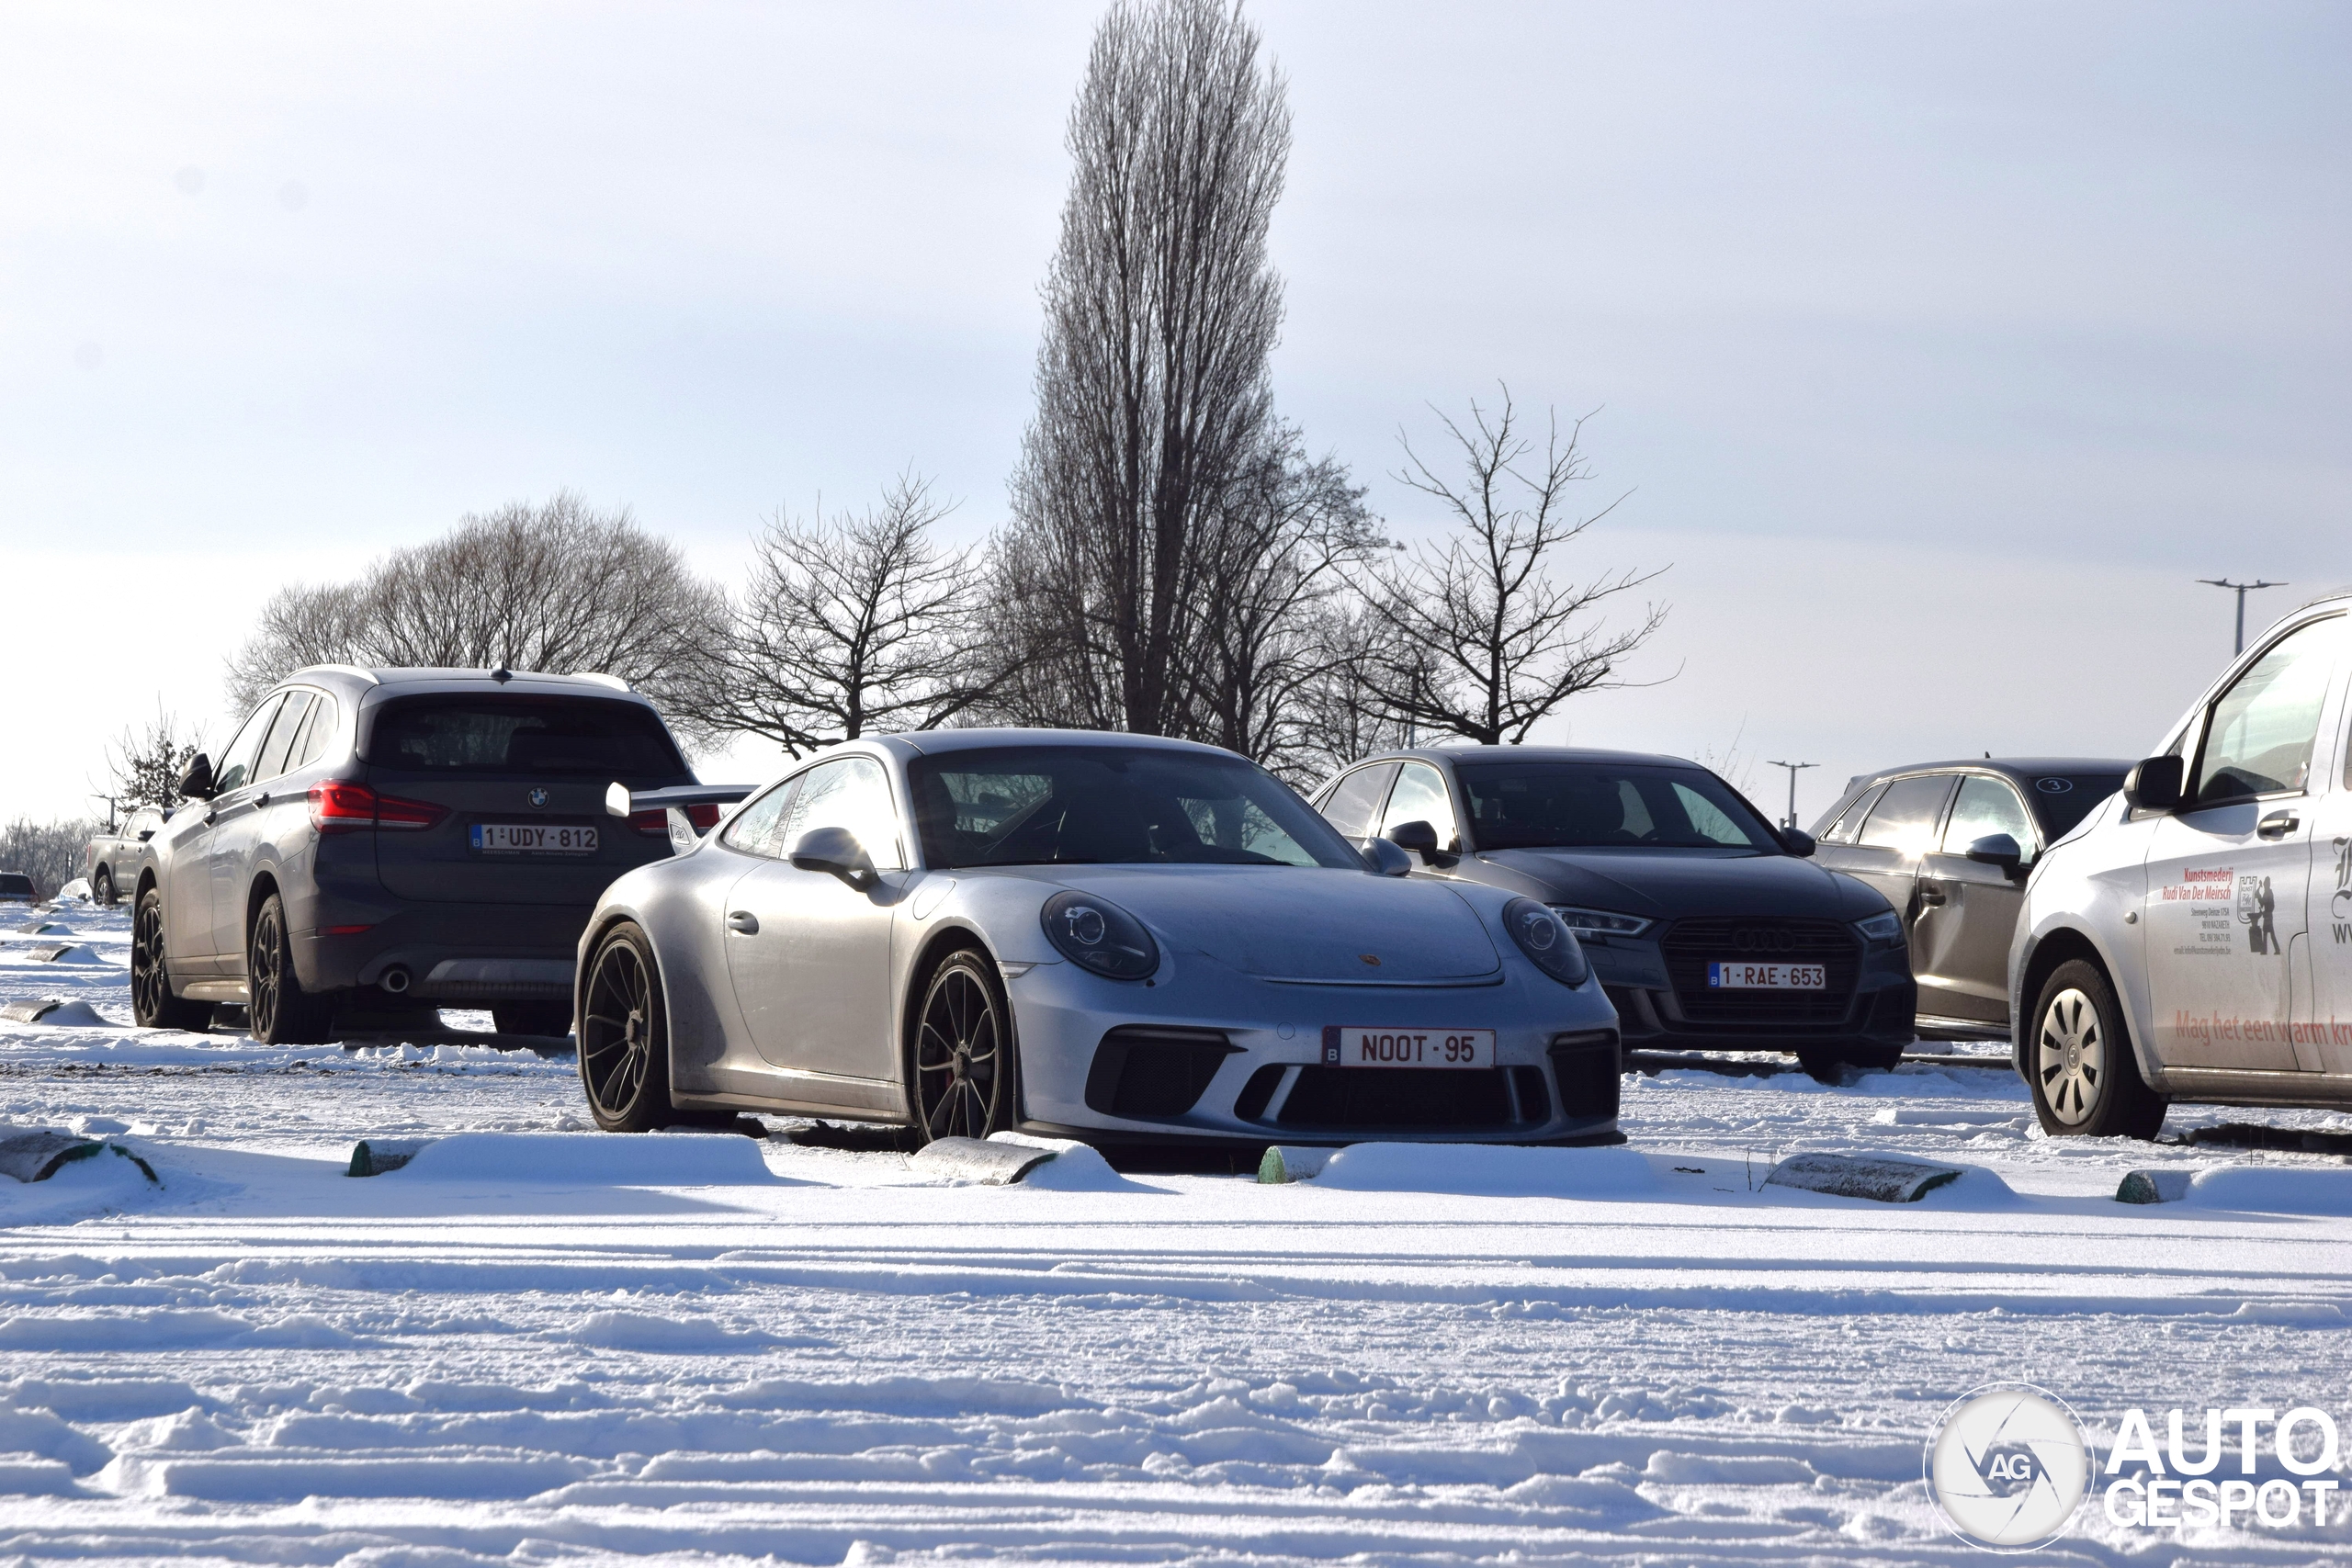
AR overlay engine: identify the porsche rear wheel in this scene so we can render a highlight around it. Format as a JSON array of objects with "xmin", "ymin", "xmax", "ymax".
[
  {"xmin": 910, "ymin": 948, "xmax": 1018, "ymax": 1143},
  {"xmin": 579, "ymin": 923, "xmax": 676, "ymax": 1132}
]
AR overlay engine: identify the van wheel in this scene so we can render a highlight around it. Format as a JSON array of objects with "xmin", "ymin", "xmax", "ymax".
[
  {"xmin": 93, "ymin": 867, "xmax": 116, "ymax": 907},
  {"xmin": 249, "ymin": 893, "xmax": 335, "ymax": 1045},
  {"xmin": 131, "ymin": 889, "xmax": 210, "ymax": 1032},
  {"xmin": 2028, "ymin": 959, "xmax": 2165, "ymax": 1138},
  {"xmin": 579, "ymin": 923, "xmax": 676, "ymax": 1132}
]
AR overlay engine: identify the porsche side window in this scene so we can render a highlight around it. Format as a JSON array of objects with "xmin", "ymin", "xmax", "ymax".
[
  {"xmin": 720, "ymin": 780, "xmax": 797, "ymax": 858},
  {"xmin": 1317, "ymin": 763, "xmax": 1396, "ymax": 840},
  {"xmin": 1379, "ymin": 763, "xmax": 1458, "ymax": 851},
  {"xmin": 785, "ymin": 757, "xmax": 904, "ymax": 871},
  {"xmin": 1821, "ymin": 782, "xmax": 1887, "ymax": 843},
  {"xmin": 2191, "ymin": 615, "xmax": 2345, "ymax": 806}
]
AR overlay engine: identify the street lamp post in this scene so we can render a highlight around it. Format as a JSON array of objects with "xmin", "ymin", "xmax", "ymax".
[
  {"xmin": 1765, "ymin": 760, "xmax": 1817, "ymax": 832},
  {"xmin": 2197, "ymin": 578, "xmax": 2287, "ymax": 656}
]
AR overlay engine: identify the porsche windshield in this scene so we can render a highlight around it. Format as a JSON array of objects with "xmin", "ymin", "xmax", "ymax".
[
  {"xmin": 1460, "ymin": 762, "xmax": 1781, "ymax": 852},
  {"xmin": 909, "ymin": 747, "xmax": 1361, "ymax": 869}
]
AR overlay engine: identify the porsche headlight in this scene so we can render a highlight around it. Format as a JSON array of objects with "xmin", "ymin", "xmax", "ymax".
[
  {"xmin": 1040, "ymin": 890, "xmax": 1159, "ymax": 980},
  {"xmin": 1503, "ymin": 897, "xmax": 1591, "ymax": 987},
  {"xmin": 1854, "ymin": 909, "xmax": 1905, "ymax": 948},
  {"xmin": 1550, "ymin": 905, "xmax": 1653, "ymax": 940}
]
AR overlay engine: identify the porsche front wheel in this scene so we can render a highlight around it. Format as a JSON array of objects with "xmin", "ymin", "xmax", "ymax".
[{"xmin": 910, "ymin": 948, "xmax": 1019, "ymax": 1143}]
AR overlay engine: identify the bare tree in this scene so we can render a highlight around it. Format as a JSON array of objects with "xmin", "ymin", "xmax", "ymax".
[
  {"xmin": 993, "ymin": 0, "xmax": 1292, "ymax": 738},
  {"xmin": 1353, "ymin": 390, "xmax": 1669, "ymax": 746},
  {"xmin": 0, "ymin": 818, "xmax": 101, "ymax": 899},
  {"xmin": 99, "ymin": 705, "xmax": 209, "ymax": 815},
  {"xmin": 676, "ymin": 475, "xmax": 992, "ymax": 759},
  {"xmin": 225, "ymin": 493, "xmax": 725, "ymax": 743}
]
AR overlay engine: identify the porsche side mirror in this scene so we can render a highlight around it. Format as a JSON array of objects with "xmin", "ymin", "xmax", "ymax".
[
  {"xmin": 1360, "ymin": 838, "xmax": 1413, "ymax": 877},
  {"xmin": 790, "ymin": 824, "xmax": 877, "ymax": 889},
  {"xmin": 2123, "ymin": 754, "xmax": 2184, "ymax": 813},
  {"xmin": 1965, "ymin": 832, "xmax": 2026, "ymax": 879},
  {"xmin": 1780, "ymin": 828, "xmax": 1816, "ymax": 858},
  {"xmin": 1386, "ymin": 819, "xmax": 1440, "ymax": 857},
  {"xmin": 178, "ymin": 753, "xmax": 214, "ymax": 801}
]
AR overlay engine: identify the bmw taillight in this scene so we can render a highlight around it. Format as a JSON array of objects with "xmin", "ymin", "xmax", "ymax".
[{"xmin": 309, "ymin": 781, "xmax": 448, "ymax": 834}]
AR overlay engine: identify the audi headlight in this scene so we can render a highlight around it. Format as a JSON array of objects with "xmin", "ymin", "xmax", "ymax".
[
  {"xmin": 1854, "ymin": 909, "xmax": 1905, "ymax": 948},
  {"xmin": 1503, "ymin": 897, "xmax": 1591, "ymax": 987},
  {"xmin": 1550, "ymin": 905, "xmax": 1653, "ymax": 940},
  {"xmin": 1040, "ymin": 890, "xmax": 1159, "ymax": 980}
]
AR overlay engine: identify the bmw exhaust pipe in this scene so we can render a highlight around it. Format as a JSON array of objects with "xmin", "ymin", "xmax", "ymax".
[{"xmin": 380, "ymin": 965, "xmax": 412, "ymax": 995}]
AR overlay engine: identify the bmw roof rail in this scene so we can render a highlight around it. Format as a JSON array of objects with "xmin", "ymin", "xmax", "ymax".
[
  {"xmin": 293, "ymin": 664, "xmax": 380, "ymax": 685},
  {"xmin": 570, "ymin": 671, "xmax": 632, "ymax": 692}
]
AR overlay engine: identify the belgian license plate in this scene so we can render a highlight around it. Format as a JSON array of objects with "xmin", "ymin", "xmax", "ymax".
[
  {"xmin": 471, "ymin": 823, "xmax": 599, "ymax": 854},
  {"xmin": 1322, "ymin": 1026, "xmax": 1494, "ymax": 1069},
  {"xmin": 1707, "ymin": 961, "xmax": 1825, "ymax": 989}
]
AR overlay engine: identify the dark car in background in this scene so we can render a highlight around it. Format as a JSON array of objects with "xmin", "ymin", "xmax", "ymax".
[
  {"xmin": 0, "ymin": 872, "xmax": 36, "ymax": 904},
  {"xmin": 1312, "ymin": 747, "xmax": 1917, "ymax": 1074},
  {"xmin": 1808, "ymin": 757, "xmax": 2130, "ymax": 1038},
  {"xmin": 132, "ymin": 666, "xmax": 717, "ymax": 1044}
]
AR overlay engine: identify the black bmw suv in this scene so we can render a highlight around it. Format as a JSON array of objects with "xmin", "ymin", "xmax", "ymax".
[
  {"xmin": 1312, "ymin": 747, "xmax": 1918, "ymax": 1073},
  {"xmin": 130, "ymin": 666, "xmax": 710, "ymax": 1044}
]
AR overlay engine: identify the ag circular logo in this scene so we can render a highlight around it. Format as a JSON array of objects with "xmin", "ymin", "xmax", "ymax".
[{"xmin": 1925, "ymin": 1382, "xmax": 2093, "ymax": 1551}]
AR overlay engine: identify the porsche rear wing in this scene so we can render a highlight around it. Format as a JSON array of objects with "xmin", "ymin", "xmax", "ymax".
[{"xmin": 605, "ymin": 782, "xmax": 757, "ymax": 853}]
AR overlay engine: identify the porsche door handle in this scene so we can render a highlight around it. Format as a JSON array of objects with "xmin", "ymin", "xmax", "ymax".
[
  {"xmin": 727, "ymin": 910, "xmax": 759, "ymax": 934},
  {"xmin": 2257, "ymin": 810, "xmax": 2300, "ymax": 840}
]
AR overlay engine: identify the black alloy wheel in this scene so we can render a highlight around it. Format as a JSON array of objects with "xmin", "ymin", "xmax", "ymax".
[
  {"xmin": 248, "ymin": 892, "xmax": 334, "ymax": 1045},
  {"xmin": 131, "ymin": 888, "xmax": 208, "ymax": 1032},
  {"xmin": 579, "ymin": 924, "xmax": 675, "ymax": 1132},
  {"xmin": 912, "ymin": 950, "xmax": 1016, "ymax": 1142}
]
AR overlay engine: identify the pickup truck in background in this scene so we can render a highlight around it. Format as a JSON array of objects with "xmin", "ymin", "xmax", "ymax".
[{"xmin": 85, "ymin": 806, "xmax": 168, "ymax": 907}]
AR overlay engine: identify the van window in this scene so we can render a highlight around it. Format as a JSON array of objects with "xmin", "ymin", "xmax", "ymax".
[{"xmin": 2191, "ymin": 616, "xmax": 2344, "ymax": 805}]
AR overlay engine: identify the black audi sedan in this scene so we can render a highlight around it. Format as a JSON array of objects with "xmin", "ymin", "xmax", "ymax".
[
  {"xmin": 1807, "ymin": 756, "xmax": 2131, "ymax": 1040},
  {"xmin": 1311, "ymin": 747, "xmax": 1917, "ymax": 1073}
]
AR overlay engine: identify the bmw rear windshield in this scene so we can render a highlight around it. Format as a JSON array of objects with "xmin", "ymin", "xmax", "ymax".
[
  {"xmin": 1459, "ymin": 761, "xmax": 1782, "ymax": 852},
  {"xmin": 364, "ymin": 695, "xmax": 686, "ymax": 777}
]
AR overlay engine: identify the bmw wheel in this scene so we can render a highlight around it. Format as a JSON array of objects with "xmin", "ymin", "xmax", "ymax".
[
  {"xmin": 249, "ymin": 892, "xmax": 335, "ymax": 1045},
  {"xmin": 2028, "ymin": 959, "xmax": 2165, "ymax": 1139},
  {"xmin": 579, "ymin": 923, "xmax": 676, "ymax": 1132},
  {"xmin": 131, "ymin": 888, "xmax": 209, "ymax": 1032},
  {"xmin": 910, "ymin": 948, "xmax": 1018, "ymax": 1143}
]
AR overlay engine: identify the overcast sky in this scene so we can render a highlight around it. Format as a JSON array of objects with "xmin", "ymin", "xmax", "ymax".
[{"xmin": 4, "ymin": 1, "xmax": 2345, "ymax": 824}]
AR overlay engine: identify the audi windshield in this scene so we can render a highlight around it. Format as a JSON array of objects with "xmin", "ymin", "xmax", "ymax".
[{"xmin": 1460, "ymin": 762, "xmax": 1782, "ymax": 852}]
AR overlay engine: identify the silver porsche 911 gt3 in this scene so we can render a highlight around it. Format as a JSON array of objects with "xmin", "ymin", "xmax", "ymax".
[{"xmin": 573, "ymin": 729, "xmax": 1623, "ymax": 1146}]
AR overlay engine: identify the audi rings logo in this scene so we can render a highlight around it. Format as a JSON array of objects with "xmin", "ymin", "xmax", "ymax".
[
  {"xmin": 1927, "ymin": 1382, "xmax": 2094, "ymax": 1551},
  {"xmin": 1732, "ymin": 928, "xmax": 1794, "ymax": 953}
]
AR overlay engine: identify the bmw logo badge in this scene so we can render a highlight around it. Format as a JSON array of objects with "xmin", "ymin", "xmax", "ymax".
[{"xmin": 527, "ymin": 788, "xmax": 549, "ymax": 808}]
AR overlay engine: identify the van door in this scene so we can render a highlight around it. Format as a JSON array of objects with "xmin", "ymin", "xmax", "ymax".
[
  {"xmin": 2143, "ymin": 615, "xmax": 2345, "ymax": 1071},
  {"xmin": 2302, "ymin": 681, "xmax": 2352, "ymax": 1073}
]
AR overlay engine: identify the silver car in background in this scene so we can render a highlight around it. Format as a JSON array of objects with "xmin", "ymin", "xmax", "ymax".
[{"xmin": 575, "ymin": 729, "xmax": 1623, "ymax": 1147}]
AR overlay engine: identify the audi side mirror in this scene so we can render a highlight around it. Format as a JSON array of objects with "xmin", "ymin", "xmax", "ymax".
[
  {"xmin": 1386, "ymin": 819, "xmax": 1441, "ymax": 857},
  {"xmin": 790, "ymin": 824, "xmax": 877, "ymax": 889},
  {"xmin": 1780, "ymin": 828, "xmax": 1816, "ymax": 858},
  {"xmin": 1360, "ymin": 838, "xmax": 1413, "ymax": 877},
  {"xmin": 2123, "ymin": 754, "xmax": 2183, "ymax": 813},
  {"xmin": 178, "ymin": 753, "xmax": 215, "ymax": 801},
  {"xmin": 1965, "ymin": 832, "xmax": 2026, "ymax": 879}
]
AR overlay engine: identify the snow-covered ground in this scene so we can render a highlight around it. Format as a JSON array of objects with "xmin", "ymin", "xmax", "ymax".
[{"xmin": 6, "ymin": 900, "xmax": 2352, "ymax": 1564}]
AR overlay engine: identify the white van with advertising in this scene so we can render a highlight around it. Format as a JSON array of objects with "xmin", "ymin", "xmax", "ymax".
[{"xmin": 2010, "ymin": 591, "xmax": 2352, "ymax": 1136}]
